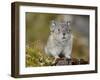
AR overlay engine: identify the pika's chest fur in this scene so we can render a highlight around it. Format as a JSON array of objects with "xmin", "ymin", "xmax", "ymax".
[{"xmin": 45, "ymin": 35, "xmax": 73, "ymax": 56}]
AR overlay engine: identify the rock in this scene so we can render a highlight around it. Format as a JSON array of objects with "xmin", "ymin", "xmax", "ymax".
[
  {"xmin": 53, "ymin": 58, "xmax": 88, "ymax": 66},
  {"xmin": 56, "ymin": 58, "xmax": 67, "ymax": 65}
]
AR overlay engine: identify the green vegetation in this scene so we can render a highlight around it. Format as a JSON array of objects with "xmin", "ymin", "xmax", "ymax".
[{"xmin": 26, "ymin": 40, "xmax": 54, "ymax": 67}]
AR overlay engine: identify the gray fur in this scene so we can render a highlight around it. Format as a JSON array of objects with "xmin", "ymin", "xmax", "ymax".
[{"xmin": 45, "ymin": 20, "xmax": 73, "ymax": 59}]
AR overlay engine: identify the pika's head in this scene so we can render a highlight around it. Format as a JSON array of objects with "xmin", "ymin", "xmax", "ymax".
[{"xmin": 50, "ymin": 20, "xmax": 72, "ymax": 41}]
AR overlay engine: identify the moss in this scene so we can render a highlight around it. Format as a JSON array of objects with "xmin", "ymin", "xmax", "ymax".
[{"xmin": 26, "ymin": 40, "xmax": 54, "ymax": 67}]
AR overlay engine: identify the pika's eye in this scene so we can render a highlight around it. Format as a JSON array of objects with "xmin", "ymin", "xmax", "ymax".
[{"xmin": 58, "ymin": 29, "xmax": 60, "ymax": 31}]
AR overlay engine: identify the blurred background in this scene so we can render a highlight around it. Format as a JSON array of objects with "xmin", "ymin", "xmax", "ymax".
[{"xmin": 25, "ymin": 12, "xmax": 89, "ymax": 67}]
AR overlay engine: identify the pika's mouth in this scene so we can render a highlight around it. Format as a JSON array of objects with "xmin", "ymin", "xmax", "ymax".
[{"xmin": 62, "ymin": 37, "xmax": 66, "ymax": 39}]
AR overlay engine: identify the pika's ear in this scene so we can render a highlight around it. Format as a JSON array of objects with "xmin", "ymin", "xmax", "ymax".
[
  {"xmin": 66, "ymin": 21, "xmax": 72, "ymax": 31},
  {"xmin": 50, "ymin": 20, "xmax": 57, "ymax": 32},
  {"xmin": 67, "ymin": 21, "xmax": 71, "ymax": 26}
]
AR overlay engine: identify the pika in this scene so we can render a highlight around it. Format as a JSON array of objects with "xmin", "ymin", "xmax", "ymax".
[{"xmin": 45, "ymin": 20, "xmax": 73, "ymax": 62}]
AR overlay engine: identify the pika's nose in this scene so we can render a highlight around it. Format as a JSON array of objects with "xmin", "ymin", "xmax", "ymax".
[{"xmin": 63, "ymin": 33, "xmax": 65, "ymax": 36}]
